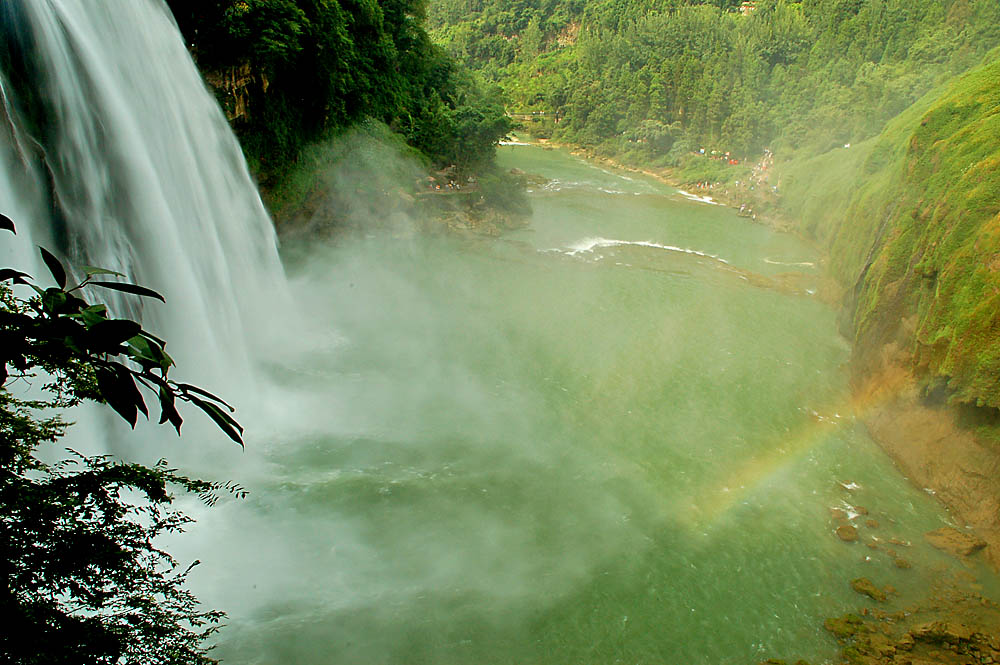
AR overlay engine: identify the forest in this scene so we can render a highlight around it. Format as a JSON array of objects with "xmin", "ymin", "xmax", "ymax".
[
  {"xmin": 428, "ymin": 0, "xmax": 1000, "ymax": 419},
  {"xmin": 166, "ymin": 0, "xmax": 512, "ymax": 182},
  {"xmin": 428, "ymin": 0, "xmax": 1000, "ymax": 164}
]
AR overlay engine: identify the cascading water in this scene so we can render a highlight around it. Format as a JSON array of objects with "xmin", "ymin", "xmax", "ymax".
[{"xmin": 0, "ymin": 0, "xmax": 287, "ymax": 389}]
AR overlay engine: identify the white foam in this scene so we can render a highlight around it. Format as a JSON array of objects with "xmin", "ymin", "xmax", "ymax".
[
  {"xmin": 764, "ymin": 258, "xmax": 816, "ymax": 267},
  {"xmin": 499, "ymin": 140, "xmax": 532, "ymax": 146},
  {"xmin": 677, "ymin": 190, "xmax": 720, "ymax": 205},
  {"xmin": 838, "ymin": 500, "xmax": 860, "ymax": 521},
  {"xmin": 559, "ymin": 237, "xmax": 729, "ymax": 264}
]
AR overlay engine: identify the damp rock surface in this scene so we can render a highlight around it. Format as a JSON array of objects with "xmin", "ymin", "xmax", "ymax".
[{"xmin": 924, "ymin": 528, "xmax": 988, "ymax": 558}]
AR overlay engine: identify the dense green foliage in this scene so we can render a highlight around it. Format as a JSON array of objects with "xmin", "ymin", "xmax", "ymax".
[
  {"xmin": 1, "ymin": 220, "xmax": 241, "ymax": 663},
  {"xmin": 778, "ymin": 54, "xmax": 1000, "ymax": 410},
  {"xmin": 166, "ymin": 0, "xmax": 512, "ymax": 180},
  {"xmin": 428, "ymin": 0, "xmax": 1000, "ymax": 411},
  {"xmin": 429, "ymin": 0, "xmax": 1000, "ymax": 164}
]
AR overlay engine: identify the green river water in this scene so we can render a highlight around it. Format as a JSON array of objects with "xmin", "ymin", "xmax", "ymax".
[{"xmin": 185, "ymin": 144, "xmax": 993, "ymax": 664}]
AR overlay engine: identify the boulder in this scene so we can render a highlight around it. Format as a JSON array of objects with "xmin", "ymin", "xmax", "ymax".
[
  {"xmin": 850, "ymin": 577, "xmax": 887, "ymax": 602},
  {"xmin": 837, "ymin": 524, "xmax": 859, "ymax": 542},
  {"xmin": 910, "ymin": 621, "xmax": 974, "ymax": 643},
  {"xmin": 824, "ymin": 614, "xmax": 866, "ymax": 638},
  {"xmin": 924, "ymin": 527, "xmax": 988, "ymax": 557}
]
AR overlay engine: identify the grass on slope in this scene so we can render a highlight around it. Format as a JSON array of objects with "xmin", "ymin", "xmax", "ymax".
[{"xmin": 778, "ymin": 55, "xmax": 1000, "ymax": 411}]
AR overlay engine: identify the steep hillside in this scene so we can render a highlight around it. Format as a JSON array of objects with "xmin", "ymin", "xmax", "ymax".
[
  {"xmin": 430, "ymin": 0, "xmax": 1000, "ymax": 164},
  {"xmin": 780, "ymin": 54, "xmax": 1000, "ymax": 415}
]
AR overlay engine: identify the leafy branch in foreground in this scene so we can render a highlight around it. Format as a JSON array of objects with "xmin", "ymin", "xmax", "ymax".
[
  {"xmin": 0, "ymin": 215, "xmax": 243, "ymax": 444},
  {"xmin": 0, "ymin": 215, "xmax": 245, "ymax": 664}
]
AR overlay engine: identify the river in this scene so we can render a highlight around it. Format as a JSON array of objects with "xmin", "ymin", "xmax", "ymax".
[{"xmin": 164, "ymin": 143, "xmax": 997, "ymax": 664}]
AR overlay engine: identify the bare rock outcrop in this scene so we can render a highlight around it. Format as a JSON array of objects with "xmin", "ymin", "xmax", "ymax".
[{"xmin": 924, "ymin": 527, "xmax": 988, "ymax": 558}]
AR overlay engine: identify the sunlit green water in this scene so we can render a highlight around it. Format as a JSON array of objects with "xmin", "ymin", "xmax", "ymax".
[{"xmin": 186, "ymin": 145, "xmax": 988, "ymax": 664}]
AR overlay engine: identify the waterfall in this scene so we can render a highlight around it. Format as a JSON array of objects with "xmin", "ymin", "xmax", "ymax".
[{"xmin": 0, "ymin": 0, "xmax": 288, "ymax": 389}]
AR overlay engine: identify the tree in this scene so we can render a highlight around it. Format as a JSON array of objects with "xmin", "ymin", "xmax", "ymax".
[{"xmin": 0, "ymin": 216, "xmax": 244, "ymax": 664}]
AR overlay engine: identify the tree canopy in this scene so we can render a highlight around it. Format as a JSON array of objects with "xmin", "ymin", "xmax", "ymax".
[
  {"xmin": 428, "ymin": 0, "xmax": 1000, "ymax": 163},
  {"xmin": 166, "ymin": 0, "xmax": 513, "ymax": 179}
]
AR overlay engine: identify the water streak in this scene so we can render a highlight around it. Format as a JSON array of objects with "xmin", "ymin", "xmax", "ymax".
[
  {"xmin": 0, "ymin": 0, "xmax": 288, "ymax": 386},
  {"xmin": 557, "ymin": 236, "xmax": 730, "ymax": 264}
]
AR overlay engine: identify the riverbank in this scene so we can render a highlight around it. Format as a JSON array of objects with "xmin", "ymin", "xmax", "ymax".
[
  {"xmin": 260, "ymin": 126, "xmax": 532, "ymax": 243},
  {"xmin": 509, "ymin": 132, "xmax": 1000, "ymax": 664},
  {"xmin": 515, "ymin": 135, "xmax": 805, "ymax": 236},
  {"xmin": 857, "ymin": 369, "xmax": 1000, "ymax": 571},
  {"xmin": 518, "ymin": 134, "xmax": 1000, "ymax": 564}
]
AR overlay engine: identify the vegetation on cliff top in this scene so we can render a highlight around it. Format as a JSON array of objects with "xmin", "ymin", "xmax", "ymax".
[
  {"xmin": 166, "ymin": 0, "xmax": 513, "ymax": 183},
  {"xmin": 429, "ymin": 0, "xmax": 1000, "ymax": 165},
  {"xmin": 427, "ymin": 0, "xmax": 1000, "ymax": 415}
]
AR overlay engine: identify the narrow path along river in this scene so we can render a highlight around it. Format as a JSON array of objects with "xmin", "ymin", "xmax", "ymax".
[{"xmin": 183, "ymin": 144, "xmax": 998, "ymax": 664}]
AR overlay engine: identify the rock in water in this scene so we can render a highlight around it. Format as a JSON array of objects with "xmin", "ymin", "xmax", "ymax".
[
  {"xmin": 924, "ymin": 527, "xmax": 988, "ymax": 556},
  {"xmin": 910, "ymin": 621, "xmax": 974, "ymax": 643},
  {"xmin": 836, "ymin": 524, "xmax": 859, "ymax": 542},
  {"xmin": 850, "ymin": 577, "xmax": 887, "ymax": 602},
  {"xmin": 824, "ymin": 614, "xmax": 866, "ymax": 638}
]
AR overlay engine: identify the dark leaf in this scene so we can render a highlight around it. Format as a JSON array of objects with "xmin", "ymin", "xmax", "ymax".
[
  {"xmin": 188, "ymin": 395, "xmax": 243, "ymax": 446},
  {"xmin": 116, "ymin": 363, "xmax": 148, "ymax": 420},
  {"xmin": 39, "ymin": 246, "xmax": 67, "ymax": 288},
  {"xmin": 177, "ymin": 383, "xmax": 235, "ymax": 411},
  {"xmin": 62, "ymin": 293, "xmax": 88, "ymax": 314},
  {"xmin": 86, "ymin": 319, "xmax": 143, "ymax": 353},
  {"xmin": 142, "ymin": 330, "xmax": 167, "ymax": 348},
  {"xmin": 90, "ymin": 281, "xmax": 166, "ymax": 302},
  {"xmin": 77, "ymin": 304, "xmax": 109, "ymax": 327},
  {"xmin": 80, "ymin": 265, "xmax": 125, "ymax": 278},
  {"xmin": 95, "ymin": 365, "xmax": 138, "ymax": 428},
  {"xmin": 0, "ymin": 268, "xmax": 31, "ymax": 284},
  {"xmin": 157, "ymin": 385, "xmax": 184, "ymax": 433},
  {"xmin": 41, "ymin": 288, "xmax": 67, "ymax": 314},
  {"xmin": 0, "ymin": 213, "xmax": 14, "ymax": 233},
  {"xmin": 127, "ymin": 334, "xmax": 173, "ymax": 372}
]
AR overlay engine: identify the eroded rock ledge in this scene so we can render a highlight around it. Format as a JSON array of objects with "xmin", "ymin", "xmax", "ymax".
[{"xmin": 859, "ymin": 373, "xmax": 1000, "ymax": 571}]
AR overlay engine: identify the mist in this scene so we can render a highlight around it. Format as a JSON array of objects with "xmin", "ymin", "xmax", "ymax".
[{"xmin": 154, "ymin": 137, "xmax": 981, "ymax": 665}]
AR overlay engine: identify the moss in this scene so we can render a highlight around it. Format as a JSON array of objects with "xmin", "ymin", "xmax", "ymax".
[
  {"xmin": 824, "ymin": 614, "xmax": 867, "ymax": 639},
  {"xmin": 782, "ymin": 56, "xmax": 1000, "ymax": 409}
]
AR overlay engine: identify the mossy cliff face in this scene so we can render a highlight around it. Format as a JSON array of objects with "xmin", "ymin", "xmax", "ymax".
[
  {"xmin": 781, "ymin": 55, "xmax": 1000, "ymax": 413},
  {"xmin": 775, "ymin": 55, "xmax": 1000, "ymax": 563}
]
